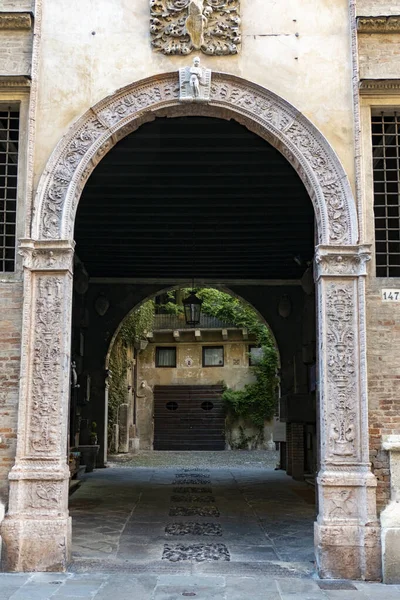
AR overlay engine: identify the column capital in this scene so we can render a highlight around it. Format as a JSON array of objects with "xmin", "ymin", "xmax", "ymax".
[
  {"xmin": 18, "ymin": 239, "xmax": 75, "ymax": 272},
  {"xmin": 315, "ymin": 245, "xmax": 372, "ymax": 279}
]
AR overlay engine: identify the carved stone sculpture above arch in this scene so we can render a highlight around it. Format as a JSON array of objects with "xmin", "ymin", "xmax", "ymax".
[{"xmin": 33, "ymin": 71, "xmax": 358, "ymax": 246}]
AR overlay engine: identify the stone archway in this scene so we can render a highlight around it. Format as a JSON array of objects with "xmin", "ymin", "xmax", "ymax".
[{"xmin": 1, "ymin": 71, "xmax": 381, "ymax": 579}]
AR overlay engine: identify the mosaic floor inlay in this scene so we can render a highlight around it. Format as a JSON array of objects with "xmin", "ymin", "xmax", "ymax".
[{"xmin": 162, "ymin": 543, "xmax": 230, "ymax": 562}]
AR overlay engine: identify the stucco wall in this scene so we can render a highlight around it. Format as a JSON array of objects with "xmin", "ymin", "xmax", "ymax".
[
  {"xmin": 33, "ymin": 0, "xmax": 356, "ymax": 191},
  {"xmin": 357, "ymin": 2, "xmax": 400, "ymax": 17}
]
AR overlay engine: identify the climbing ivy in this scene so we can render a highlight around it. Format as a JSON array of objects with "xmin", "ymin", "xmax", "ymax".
[{"xmin": 108, "ymin": 300, "xmax": 155, "ymax": 448}]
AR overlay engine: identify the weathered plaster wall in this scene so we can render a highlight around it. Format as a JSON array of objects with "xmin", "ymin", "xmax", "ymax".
[
  {"xmin": 33, "ymin": 0, "xmax": 355, "ymax": 190},
  {"xmin": 357, "ymin": 2, "xmax": 400, "ymax": 17},
  {"xmin": 139, "ymin": 339, "xmax": 256, "ymax": 389},
  {"xmin": 1, "ymin": 1, "xmax": 33, "ymax": 10},
  {"xmin": 137, "ymin": 336, "xmax": 274, "ymax": 450}
]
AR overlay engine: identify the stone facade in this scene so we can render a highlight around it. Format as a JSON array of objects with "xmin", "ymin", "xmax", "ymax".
[
  {"xmin": 134, "ymin": 327, "xmax": 272, "ymax": 451},
  {"xmin": 0, "ymin": 0, "xmax": 399, "ymax": 581}
]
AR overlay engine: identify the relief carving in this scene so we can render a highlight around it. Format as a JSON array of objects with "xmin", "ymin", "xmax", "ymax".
[
  {"xmin": 150, "ymin": 0, "xmax": 241, "ymax": 55},
  {"xmin": 29, "ymin": 277, "xmax": 64, "ymax": 454},
  {"xmin": 315, "ymin": 247, "xmax": 371, "ymax": 278},
  {"xmin": 20, "ymin": 247, "xmax": 73, "ymax": 271},
  {"xmin": 326, "ymin": 489, "xmax": 356, "ymax": 519},
  {"xmin": 326, "ymin": 285, "xmax": 357, "ymax": 458},
  {"xmin": 357, "ymin": 16, "xmax": 400, "ymax": 34},
  {"xmin": 30, "ymin": 482, "xmax": 62, "ymax": 509},
  {"xmin": 179, "ymin": 57, "xmax": 211, "ymax": 101},
  {"xmin": 42, "ymin": 119, "xmax": 106, "ymax": 239},
  {"xmin": 0, "ymin": 13, "xmax": 33, "ymax": 30}
]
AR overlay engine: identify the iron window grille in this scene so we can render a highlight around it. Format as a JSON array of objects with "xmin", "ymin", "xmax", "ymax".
[
  {"xmin": 249, "ymin": 345, "xmax": 263, "ymax": 366},
  {"xmin": 202, "ymin": 346, "xmax": 224, "ymax": 367},
  {"xmin": 155, "ymin": 347, "xmax": 177, "ymax": 368},
  {"xmin": 372, "ymin": 111, "xmax": 400, "ymax": 277},
  {"xmin": 0, "ymin": 107, "xmax": 19, "ymax": 273}
]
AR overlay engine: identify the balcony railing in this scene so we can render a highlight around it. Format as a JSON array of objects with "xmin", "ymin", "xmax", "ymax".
[{"xmin": 153, "ymin": 313, "xmax": 237, "ymax": 331}]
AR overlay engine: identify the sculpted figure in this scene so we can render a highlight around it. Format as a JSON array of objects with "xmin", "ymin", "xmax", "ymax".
[
  {"xmin": 189, "ymin": 56, "xmax": 202, "ymax": 97},
  {"xmin": 179, "ymin": 56, "xmax": 211, "ymax": 101},
  {"xmin": 185, "ymin": 0, "xmax": 208, "ymax": 49}
]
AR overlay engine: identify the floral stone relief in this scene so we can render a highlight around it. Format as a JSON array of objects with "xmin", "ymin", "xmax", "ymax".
[{"xmin": 150, "ymin": 0, "xmax": 241, "ymax": 55}]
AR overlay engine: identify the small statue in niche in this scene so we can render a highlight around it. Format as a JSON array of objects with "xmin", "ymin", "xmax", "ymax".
[{"xmin": 179, "ymin": 56, "xmax": 211, "ymax": 102}]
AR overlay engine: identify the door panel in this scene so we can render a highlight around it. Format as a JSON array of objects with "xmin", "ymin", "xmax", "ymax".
[{"xmin": 154, "ymin": 385, "xmax": 225, "ymax": 450}]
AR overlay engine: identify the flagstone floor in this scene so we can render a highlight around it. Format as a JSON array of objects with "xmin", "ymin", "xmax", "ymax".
[
  {"xmin": 69, "ymin": 464, "xmax": 316, "ymax": 577},
  {"xmin": 1, "ymin": 456, "xmax": 398, "ymax": 599}
]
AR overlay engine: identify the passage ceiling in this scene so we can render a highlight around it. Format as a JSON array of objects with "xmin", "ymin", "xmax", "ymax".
[{"xmin": 75, "ymin": 117, "xmax": 314, "ymax": 279}]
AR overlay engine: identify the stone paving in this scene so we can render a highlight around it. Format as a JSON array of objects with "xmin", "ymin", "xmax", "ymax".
[
  {"xmin": 69, "ymin": 464, "xmax": 315, "ymax": 575},
  {"xmin": 1, "ymin": 455, "xmax": 399, "ymax": 598}
]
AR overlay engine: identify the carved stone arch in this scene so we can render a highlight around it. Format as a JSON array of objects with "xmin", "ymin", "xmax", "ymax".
[
  {"xmin": 32, "ymin": 71, "xmax": 358, "ymax": 245},
  {"xmin": 3, "ymin": 72, "xmax": 383, "ymax": 579}
]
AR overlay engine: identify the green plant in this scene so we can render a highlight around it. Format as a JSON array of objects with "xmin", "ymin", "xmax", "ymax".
[
  {"xmin": 222, "ymin": 344, "xmax": 278, "ymax": 428},
  {"xmin": 228, "ymin": 425, "xmax": 264, "ymax": 450},
  {"xmin": 107, "ymin": 300, "xmax": 155, "ymax": 449}
]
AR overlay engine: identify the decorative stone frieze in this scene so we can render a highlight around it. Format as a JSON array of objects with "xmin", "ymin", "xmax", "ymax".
[
  {"xmin": 33, "ymin": 72, "xmax": 358, "ymax": 246},
  {"xmin": 360, "ymin": 79, "xmax": 400, "ymax": 95},
  {"xmin": 150, "ymin": 0, "xmax": 241, "ymax": 55},
  {"xmin": 0, "ymin": 75, "xmax": 31, "ymax": 88},
  {"xmin": 315, "ymin": 246, "xmax": 371, "ymax": 278},
  {"xmin": 19, "ymin": 239, "xmax": 75, "ymax": 272},
  {"xmin": 0, "ymin": 12, "xmax": 33, "ymax": 30},
  {"xmin": 357, "ymin": 16, "xmax": 400, "ymax": 33}
]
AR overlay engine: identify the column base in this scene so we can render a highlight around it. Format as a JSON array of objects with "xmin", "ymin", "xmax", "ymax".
[
  {"xmin": 381, "ymin": 501, "xmax": 400, "ymax": 583},
  {"xmin": 1, "ymin": 516, "xmax": 71, "ymax": 572},
  {"xmin": 315, "ymin": 522, "xmax": 381, "ymax": 580}
]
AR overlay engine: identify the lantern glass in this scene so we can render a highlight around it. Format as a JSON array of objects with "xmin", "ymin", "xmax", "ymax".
[{"xmin": 183, "ymin": 291, "xmax": 202, "ymax": 327}]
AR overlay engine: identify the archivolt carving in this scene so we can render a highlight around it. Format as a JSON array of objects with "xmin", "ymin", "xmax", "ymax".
[{"xmin": 34, "ymin": 72, "xmax": 358, "ymax": 245}]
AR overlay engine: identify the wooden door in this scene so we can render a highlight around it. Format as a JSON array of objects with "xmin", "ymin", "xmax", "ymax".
[{"xmin": 153, "ymin": 385, "xmax": 225, "ymax": 450}]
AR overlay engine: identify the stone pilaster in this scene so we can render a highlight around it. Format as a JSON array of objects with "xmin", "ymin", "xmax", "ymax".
[
  {"xmin": 314, "ymin": 245, "xmax": 381, "ymax": 580},
  {"xmin": 1, "ymin": 239, "xmax": 74, "ymax": 572},
  {"xmin": 381, "ymin": 435, "xmax": 400, "ymax": 584}
]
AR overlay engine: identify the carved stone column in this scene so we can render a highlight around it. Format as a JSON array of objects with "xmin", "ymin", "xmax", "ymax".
[
  {"xmin": 1, "ymin": 239, "xmax": 74, "ymax": 572},
  {"xmin": 314, "ymin": 245, "xmax": 381, "ymax": 580}
]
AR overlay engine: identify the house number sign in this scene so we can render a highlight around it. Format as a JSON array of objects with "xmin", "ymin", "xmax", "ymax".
[{"xmin": 382, "ymin": 289, "xmax": 400, "ymax": 302}]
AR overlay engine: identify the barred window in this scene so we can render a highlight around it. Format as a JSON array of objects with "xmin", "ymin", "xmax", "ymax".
[
  {"xmin": 0, "ymin": 107, "xmax": 19, "ymax": 272},
  {"xmin": 372, "ymin": 112, "xmax": 400, "ymax": 277}
]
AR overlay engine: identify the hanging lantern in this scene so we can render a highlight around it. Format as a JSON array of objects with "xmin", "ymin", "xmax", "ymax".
[{"xmin": 182, "ymin": 290, "xmax": 202, "ymax": 327}]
